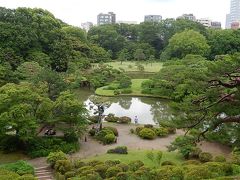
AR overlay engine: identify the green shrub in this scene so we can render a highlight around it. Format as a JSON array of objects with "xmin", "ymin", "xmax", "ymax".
[
  {"xmin": 64, "ymin": 171, "xmax": 75, "ymax": 179},
  {"xmin": 76, "ymin": 166, "xmax": 94, "ymax": 176},
  {"xmin": 154, "ymin": 127, "xmax": 168, "ymax": 137},
  {"xmin": 151, "ymin": 166, "xmax": 184, "ymax": 180},
  {"xmin": 118, "ymin": 116, "xmax": 131, "ymax": 124},
  {"xmin": 232, "ymin": 164, "xmax": 240, "ymax": 175},
  {"xmin": 161, "ymin": 161, "xmax": 176, "ymax": 166},
  {"xmin": 103, "ymin": 127, "xmax": 119, "ymax": 136},
  {"xmin": 107, "ymin": 146, "xmax": 128, "ymax": 154},
  {"xmin": 121, "ymin": 89, "xmax": 132, "ymax": 94},
  {"xmin": 182, "ymin": 160, "xmax": 201, "ymax": 165},
  {"xmin": 17, "ymin": 174, "xmax": 37, "ymax": 180},
  {"xmin": 114, "ymin": 90, "xmax": 121, "ymax": 95},
  {"xmin": 135, "ymin": 127, "xmax": 144, "ymax": 135},
  {"xmin": 189, "ymin": 147, "xmax": 202, "ymax": 159},
  {"xmin": 184, "ymin": 165, "xmax": 213, "ymax": 180},
  {"xmin": 203, "ymin": 162, "xmax": 228, "ymax": 177},
  {"xmin": 116, "ymin": 172, "xmax": 129, "ymax": 180},
  {"xmin": 106, "ymin": 167, "xmax": 122, "ymax": 178},
  {"xmin": 214, "ymin": 155, "xmax": 226, "ymax": 162},
  {"xmin": 27, "ymin": 137, "xmax": 79, "ymax": 158},
  {"xmin": 232, "ymin": 153, "xmax": 240, "ymax": 165},
  {"xmin": 139, "ymin": 128, "xmax": 156, "ymax": 139},
  {"xmin": 87, "ymin": 160, "xmax": 103, "ymax": 167},
  {"xmin": 105, "ymin": 160, "xmax": 121, "ymax": 167},
  {"xmin": 73, "ymin": 160, "xmax": 86, "ymax": 169},
  {"xmin": 105, "ymin": 115, "xmax": 119, "ymax": 123},
  {"xmin": 0, "ymin": 168, "xmax": 20, "ymax": 180},
  {"xmin": 64, "ymin": 130, "xmax": 78, "ymax": 143},
  {"xmin": 0, "ymin": 161, "xmax": 34, "ymax": 176},
  {"xmin": 47, "ymin": 151, "xmax": 67, "ymax": 167},
  {"xmin": 94, "ymin": 164, "xmax": 108, "ymax": 178},
  {"xmin": 199, "ymin": 152, "xmax": 213, "ymax": 162},
  {"xmin": 116, "ymin": 163, "xmax": 129, "ymax": 172},
  {"xmin": 54, "ymin": 160, "xmax": 72, "ymax": 174},
  {"xmin": 130, "ymin": 129, "xmax": 134, "ymax": 134},
  {"xmin": 104, "ymin": 134, "xmax": 116, "ymax": 144},
  {"xmin": 128, "ymin": 160, "xmax": 144, "ymax": 171}
]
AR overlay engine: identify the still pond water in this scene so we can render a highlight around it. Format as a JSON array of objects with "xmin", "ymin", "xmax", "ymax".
[{"xmin": 75, "ymin": 89, "xmax": 175, "ymax": 125}]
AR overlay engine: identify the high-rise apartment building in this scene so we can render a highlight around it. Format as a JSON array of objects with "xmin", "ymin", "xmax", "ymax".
[
  {"xmin": 144, "ymin": 15, "xmax": 162, "ymax": 23},
  {"xmin": 226, "ymin": 0, "xmax": 240, "ymax": 28},
  {"xmin": 177, "ymin": 14, "xmax": 196, "ymax": 21},
  {"xmin": 97, "ymin": 12, "xmax": 116, "ymax": 25},
  {"xmin": 197, "ymin": 18, "xmax": 212, "ymax": 28}
]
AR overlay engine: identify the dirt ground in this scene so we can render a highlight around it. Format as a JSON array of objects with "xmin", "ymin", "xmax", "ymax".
[{"xmin": 28, "ymin": 123, "xmax": 232, "ymax": 167}]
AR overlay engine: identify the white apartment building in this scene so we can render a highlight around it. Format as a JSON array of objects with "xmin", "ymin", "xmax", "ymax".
[
  {"xmin": 197, "ymin": 18, "xmax": 212, "ymax": 28},
  {"xmin": 144, "ymin": 15, "xmax": 162, "ymax": 23},
  {"xmin": 97, "ymin": 12, "xmax": 116, "ymax": 25}
]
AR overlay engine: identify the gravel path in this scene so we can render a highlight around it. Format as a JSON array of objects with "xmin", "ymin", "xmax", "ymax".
[
  {"xmin": 71, "ymin": 123, "xmax": 232, "ymax": 159},
  {"xmin": 28, "ymin": 123, "xmax": 232, "ymax": 167}
]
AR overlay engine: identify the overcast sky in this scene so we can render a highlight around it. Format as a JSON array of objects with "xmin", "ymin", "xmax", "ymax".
[{"xmin": 0, "ymin": 0, "xmax": 230, "ymax": 27}]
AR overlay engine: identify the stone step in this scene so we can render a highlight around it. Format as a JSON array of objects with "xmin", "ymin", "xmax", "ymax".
[
  {"xmin": 36, "ymin": 172, "xmax": 52, "ymax": 175},
  {"xmin": 35, "ymin": 166, "xmax": 50, "ymax": 170},
  {"xmin": 37, "ymin": 175, "xmax": 53, "ymax": 179}
]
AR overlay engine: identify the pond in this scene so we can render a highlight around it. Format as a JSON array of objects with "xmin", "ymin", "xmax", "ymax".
[{"xmin": 75, "ymin": 89, "xmax": 176, "ymax": 125}]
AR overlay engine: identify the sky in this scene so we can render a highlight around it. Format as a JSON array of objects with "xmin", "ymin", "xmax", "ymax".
[{"xmin": 0, "ymin": 0, "xmax": 230, "ymax": 27}]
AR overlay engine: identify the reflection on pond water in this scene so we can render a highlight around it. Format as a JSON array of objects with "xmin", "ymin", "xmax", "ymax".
[{"xmin": 75, "ymin": 89, "xmax": 175, "ymax": 125}]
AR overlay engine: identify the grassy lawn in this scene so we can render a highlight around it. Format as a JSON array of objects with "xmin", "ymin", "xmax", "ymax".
[
  {"xmin": 95, "ymin": 79, "xmax": 167, "ymax": 98},
  {"xmin": 95, "ymin": 79, "xmax": 147, "ymax": 97},
  {"xmin": 93, "ymin": 61, "xmax": 163, "ymax": 73},
  {"xmin": 83, "ymin": 150, "xmax": 184, "ymax": 168},
  {"xmin": 0, "ymin": 151, "xmax": 28, "ymax": 165}
]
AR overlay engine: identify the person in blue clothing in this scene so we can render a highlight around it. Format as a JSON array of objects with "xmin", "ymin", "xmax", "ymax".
[{"xmin": 134, "ymin": 116, "xmax": 138, "ymax": 124}]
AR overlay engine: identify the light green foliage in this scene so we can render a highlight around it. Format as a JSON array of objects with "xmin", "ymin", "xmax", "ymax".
[
  {"xmin": 17, "ymin": 62, "xmax": 42, "ymax": 80},
  {"xmin": 139, "ymin": 128, "xmax": 156, "ymax": 140},
  {"xmin": 0, "ymin": 161, "xmax": 34, "ymax": 175},
  {"xmin": 161, "ymin": 30, "xmax": 210, "ymax": 60},
  {"xmin": 47, "ymin": 151, "xmax": 68, "ymax": 167},
  {"xmin": 199, "ymin": 152, "xmax": 213, "ymax": 163},
  {"xmin": 54, "ymin": 160, "xmax": 72, "ymax": 174},
  {"xmin": 168, "ymin": 135, "xmax": 197, "ymax": 159}
]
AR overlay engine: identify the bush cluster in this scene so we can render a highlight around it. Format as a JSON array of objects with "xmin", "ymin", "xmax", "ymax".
[
  {"xmin": 93, "ymin": 128, "xmax": 117, "ymax": 145},
  {"xmin": 46, "ymin": 152, "xmax": 240, "ymax": 180},
  {"xmin": 107, "ymin": 146, "xmax": 128, "ymax": 154},
  {"xmin": 26, "ymin": 137, "xmax": 79, "ymax": 158},
  {"xmin": 0, "ymin": 168, "xmax": 36, "ymax": 180},
  {"xmin": 134, "ymin": 126, "xmax": 174, "ymax": 140},
  {"xmin": 104, "ymin": 114, "xmax": 131, "ymax": 124}
]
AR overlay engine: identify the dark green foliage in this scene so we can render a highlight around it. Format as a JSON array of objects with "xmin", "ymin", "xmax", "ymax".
[
  {"xmin": 105, "ymin": 160, "xmax": 121, "ymax": 166},
  {"xmin": 0, "ymin": 161, "xmax": 34, "ymax": 176},
  {"xmin": 144, "ymin": 124, "xmax": 153, "ymax": 128},
  {"xmin": 168, "ymin": 135, "xmax": 197, "ymax": 159},
  {"xmin": 199, "ymin": 152, "xmax": 213, "ymax": 163},
  {"xmin": 27, "ymin": 137, "xmax": 79, "ymax": 158},
  {"xmin": 182, "ymin": 160, "xmax": 201, "ymax": 165},
  {"xmin": 47, "ymin": 151, "xmax": 68, "ymax": 167},
  {"xmin": 135, "ymin": 127, "xmax": 144, "ymax": 135},
  {"xmin": 94, "ymin": 128, "xmax": 116, "ymax": 145},
  {"xmin": 106, "ymin": 167, "xmax": 122, "ymax": 178},
  {"xmin": 107, "ymin": 146, "xmax": 128, "ymax": 154},
  {"xmin": 89, "ymin": 129, "xmax": 96, "ymax": 136},
  {"xmin": 214, "ymin": 155, "xmax": 226, "ymax": 162},
  {"xmin": 88, "ymin": 116, "xmax": 99, "ymax": 123},
  {"xmin": 154, "ymin": 127, "xmax": 169, "ymax": 137},
  {"xmin": 54, "ymin": 160, "xmax": 72, "ymax": 174},
  {"xmin": 128, "ymin": 160, "xmax": 144, "ymax": 171},
  {"xmin": 151, "ymin": 166, "xmax": 184, "ymax": 180},
  {"xmin": 161, "ymin": 161, "xmax": 176, "ymax": 166},
  {"xmin": 116, "ymin": 163, "xmax": 129, "ymax": 172},
  {"xmin": 118, "ymin": 117, "xmax": 131, "ymax": 124},
  {"xmin": 94, "ymin": 164, "xmax": 108, "ymax": 178},
  {"xmin": 138, "ymin": 128, "xmax": 156, "ymax": 140},
  {"xmin": 103, "ymin": 127, "xmax": 119, "ymax": 136},
  {"xmin": 105, "ymin": 114, "xmax": 119, "ymax": 123},
  {"xmin": 184, "ymin": 165, "xmax": 214, "ymax": 180}
]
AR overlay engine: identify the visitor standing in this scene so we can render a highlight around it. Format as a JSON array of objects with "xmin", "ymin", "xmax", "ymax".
[{"xmin": 134, "ymin": 116, "xmax": 138, "ymax": 124}]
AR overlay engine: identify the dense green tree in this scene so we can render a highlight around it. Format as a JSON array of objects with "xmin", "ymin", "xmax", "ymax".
[
  {"xmin": 134, "ymin": 49, "xmax": 146, "ymax": 61},
  {"xmin": 161, "ymin": 30, "xmax": 210, "ymax": 60},
  {"xmin": 207, "ymin": 29, "xmax": 240, "ymax": 59},
  {"xmin": 17, "ymin": 61, "xmax": 42, "ymax": 80},
  {"xmin": 53, "ymin": 91, "xmax": 87, "ymax": 136}
]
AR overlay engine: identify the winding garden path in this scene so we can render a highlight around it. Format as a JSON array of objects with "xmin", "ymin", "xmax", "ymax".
[{"xmin": 71, "ymin": 123, "xmax": 232, "ymax": 159}]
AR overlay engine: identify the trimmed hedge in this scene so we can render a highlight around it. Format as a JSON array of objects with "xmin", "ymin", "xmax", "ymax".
[
  {"xmin": 103, "ymin": 127, "xmax": 119, "ymax": 136},
  {"xmin": 199, "ymin": 152, "xmax": 213, "ymax": 163},
  {"xmin": 107, "ymin": 146, "xmax": 128, "ymax": 154},
  {"xmin": 139, "ymin": 128, "xmax": 156, "ymax": 140}
]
